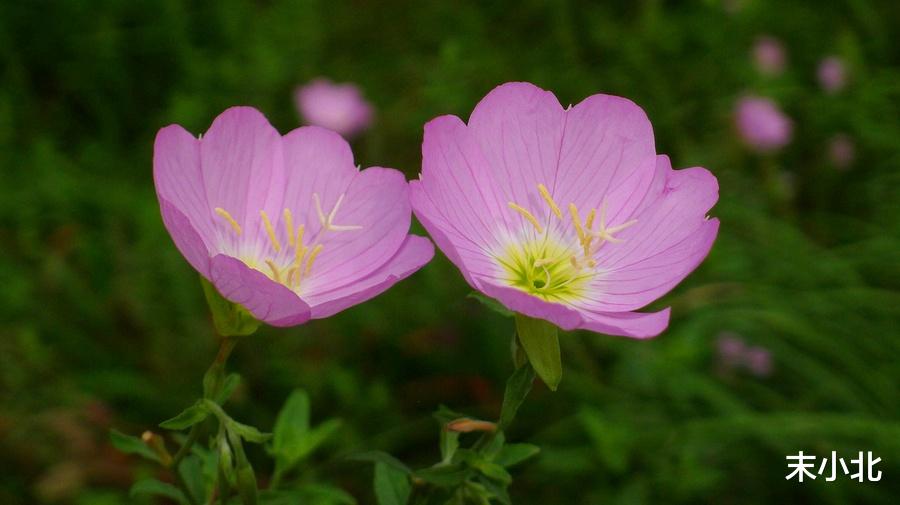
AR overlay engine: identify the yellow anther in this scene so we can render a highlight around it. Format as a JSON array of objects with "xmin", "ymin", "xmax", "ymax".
[
  {"xmin": 214, "ymin": 208, "xmax": 242, "ymax": 235},
  {"xmin": 585, "ymin": 208, "xmax": 596, "ymax": 229},
  {"xmin": 296, "ymin": 224, "xmax": 306, "ymax": 247},
  {"xmin": 283, "ymin": 208, "xmax": 294, "ymax": 247},
  {"xmin": 537, "ymin": 184, "xmax": 562, "ymax": 219},
  {"xmin": 533, "ymin": 258, "xmax": 553, "ymax": 268},
  {"xmin": 260, "ymin": 210, "xmax": 281, "ymax": 253},
  {"xmin": 508, "ymin": 202, "xmax": 544, "ymax": 233},
  {"xmin": 568, "ymin": 203, "xmax": 586, "ymax": 242},
  {"xmin": 265, "ymin": 259, "xmax": 283, "ymax": 283},
  {"xmin": 304, "ymin": 244, "xmax": 324, "ymax": 276},
  {"xmin": 286, "ymin": 265, "xmax": 299, "ymax": 286}
]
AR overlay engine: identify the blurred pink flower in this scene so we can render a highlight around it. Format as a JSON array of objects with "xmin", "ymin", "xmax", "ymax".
[
  {"xmin": 828, "ymin": 134, "xmax": 855, "ymax": 169},
  {"xmin": 717, "ymin": 332, "xmax": 746, "ymax": 368},
  {"xmin": 752, "ymin": 36, "xmax": 786, "ymax": 76},
  {"xmin": 715, "ymin": 332, "xmax": 773, "ymax": 377},
  {"xmin": 817, "ymin": 56, "xmax": 847, "ymax": 94},
  {"xmin": 734, "ymin": 96, "xmax": 793, "ymax": 153},
  {"xmin": 744, "ymin": 346, "xmax": 773, "ymax": 377},
  {"xmin": 154, "ymin": 107, "xmax": 433, "ymax": 326},
  {"xmin": 294, "ymin": 78, "xmax": 374, "ymax": 137},
  {"xmin": 411, "ymin": 82, "xmax": 719, "ymax": 339}
]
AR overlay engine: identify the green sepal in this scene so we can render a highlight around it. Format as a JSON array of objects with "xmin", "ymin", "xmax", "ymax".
[
  {"xmin": 227, "ymin": 427, "xmax": 259, "ymax": 505},
  {"xmin": 201, "ymin": 276, "xmax": 260, "ymax": 337},
  {"xmin": 513, "ymin": 314, "xmax": 562, "ymax": 390}
]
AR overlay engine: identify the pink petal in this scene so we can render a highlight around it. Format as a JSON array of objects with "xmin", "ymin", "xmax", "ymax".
[
  {"xmin": 159, "ymin": 197, "xmax": 212, "ymax": 277},
  {"xmin": 553, "ymin": 93, "xmax": 657, "ymax": 226},
  {"xmin": 467, "ymin": 82, "xmax": 566, "ymax": 207},
  {"xmin": 209, "ymin": 254, "xmax": 310, "ymax": 327},
  {"xmin": 304, "ymin": 235, "xmax": 434, "ymax": 318},
  {"xmin": 279, "ymin": 126, "xmax": 359, "ymax": 246},
  {"xmin": 200, "ymin": 107, "xmax": 286, "ymax": 252},
  {"xmin": 153, "ymin": 124, "xmax": 216, "ymax": 245},
  {"xmin": 477, "ymin": 279, "xmax": 669, "ymax": 338},
  {"xmin": 410, "ymin": 180, "xmax": 496, "ymax": 288},
  {"xmin": 300, "ymin": 167, "xmax": 413, "ymax": 293},
  {"xmin": 581, "ymin": 157, "xmax": 719, "ymax": 312},
  {"xmin": 577, "ymin": 307, "xmax": 671, "ymax": 339}
]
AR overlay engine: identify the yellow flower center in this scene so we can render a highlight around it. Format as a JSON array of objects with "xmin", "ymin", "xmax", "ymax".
[
  {"xmin": 213, "ymin": 192, "xmax": 362, "ymax": 293},
  {"xmin": 495, "ymin": 184, "xmax": 637, "ymax": 302}
]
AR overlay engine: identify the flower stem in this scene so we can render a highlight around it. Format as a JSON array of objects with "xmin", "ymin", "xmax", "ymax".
[{"xmin": 168, "ymin": 337, "xmax": 238, "ymax": 504}]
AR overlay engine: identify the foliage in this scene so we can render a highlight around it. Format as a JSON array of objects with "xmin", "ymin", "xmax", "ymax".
[{"xmin": 1, "ymin": 0, "xmax": 899, "ymax": 503}]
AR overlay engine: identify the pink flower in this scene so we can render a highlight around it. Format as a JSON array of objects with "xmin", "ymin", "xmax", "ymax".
[
  {"xmin": 154, "ymin": 107, "xmax": 433, "ymax": 326},
  {"xmin": 410, "ymin": 83, "xmax": 719, "ymax": 339},
  {"xmin": 294, "ymin": 78, "xmax": 373, "ymax": 137},
  {"xmin": 752, "ymin": 36, "xmax": 786, "ymax": 76},
  {"xmin": 828, "ymin": 134, "xmax": 855, "ymax": 169},
  {"xmin": 734, "ymin": 96, "xmax": 793, "ymax": 153},
  {"xmin": 817, "ymin": 56, "xmax": 847, "ymax": 94},
  {"xmin": 744, "ymin": 346, "xmax": 773, "ymax": 377}
]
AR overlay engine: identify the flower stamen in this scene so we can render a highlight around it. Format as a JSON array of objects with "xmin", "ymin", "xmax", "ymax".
[
  {"xmin": 305, "ymin": 244, "xmax": 324, "ymax": 276},
  {"xmin": 214, "ymin": 207, "xmax": 242, "ymax": 235},
  {"xmin": 537, "ymin": 184, "xmax": 562, "ymax": 219},
  {"xmin": 507, "ymin": 202, "xmax": 543, "ymax": 233},
  {"xmin": 260, "ymin": 210, "xmax": 281, "ymax": 253},
  {"xmin": 283, "ymin": 208, "xmax": 295, "ymax": 247}
]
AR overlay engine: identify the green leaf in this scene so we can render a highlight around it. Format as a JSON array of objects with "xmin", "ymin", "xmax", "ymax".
[
  {"xmin": 347, "ymin": 451, "xmax": 411, "ymax": 474},
  {"xmin": 229, "ymin": 419, "xmax": 272, "ymax": 444},
  {"xmin": 514, "ymin": 314, "xmax": 561, "ymax": 390},
  {"xmin": 130, "ymin": 478, "xmax": 187, "ymax": 504},
  {"xmin": 218, "ymin": 373, "xmax": 242, "ymax": 403},
  {"xmin": 468, "ymin": 292, "xmax": 514, "ymax": 317},
  {"xmin": 272, "ymin": 389, "xmax": 311, "ymax": 456},
  {"xmin": 109, "ymin": 429, "xmax": 160, "ymax": 463},
  {"xmin": 413, "ymin": 464, "xmax": 472, "ymax": 487},
  {"xmin": 178, "ymin": 454, "xmax": 208, "ymax": 504},
  {"xmin": 476, "ymin": 462, "xmax": 511, "ymax": 485},
  {"xmin": 159, "ymin": 402, "xmax": 209, "ymax": 430},
  {"xmin": 498, "ymin": 363, "xmax": 535, "ymax": 431},
  {"xmin": 494, "ymin": 444, "xmax": 540, "ymax": 468},
  {"xmin": 374, "ymin": 462, "xmax": 411, "ymax": 505},
  {"xmin": 202, "ymin": 276, "xmax": 260, "ymax": 337},
  {"xmin": 260, "ymin": 486, "xmax": 356, "ymax": 505}
]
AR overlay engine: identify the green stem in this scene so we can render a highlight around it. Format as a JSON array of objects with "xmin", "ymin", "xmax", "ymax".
[{"xmin": 169, "ymin": 337, "xmax": 238, "ymax": 505}]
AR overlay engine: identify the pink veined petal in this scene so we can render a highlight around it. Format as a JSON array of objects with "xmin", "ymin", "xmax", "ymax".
[
  {"xmin": 418, "ymin": 115, "xmax": 511, "ymax": 249},
  {"xmin": 409, "ymin": 180, "xmax": 500, "ymax": 288},
  {"xmin": 304, "ymin": 235, "xmax": 435, "ymax": 318},
  {"xmin": 477, "ymin": 280, "xmax": 583, "ymax": 331},
  {"xmin": 467, "ymin": 82, "xmax": 567, "ymax": 209},
  {"xmin": 200, "ymin": 106, "xmax": 286, "ymax": 256},
  {"xmin": 280, "ymin": 126, "xmax": 359, "ymax": 245},
  {"xmin": 209, "ymin": 254, "xmax": 311, "ymax": 327},
  {"xmin": 299, "ymin": 167, "xmax": 412, "ymax": 294},
  {"xmin": 159, "ymin": 197, "xmax": 212, "ymax": 277},
  {"xmin": 153, "ymin": 124, "xmax": 217, "ymax": 245},
  {"xmin": 577, "ymin": 307, "xmax": 671, "ymax": 339},
  {"xmin": 477, "ymin": 277, "xmax": 670, "ymax": 339},
  {"xmin": 579, "ymin": 159, "xmax": 719, "ymax": 312},
  {"xmin": 553, "ymin": 93, "xmax": 657, "ymax": 232}
]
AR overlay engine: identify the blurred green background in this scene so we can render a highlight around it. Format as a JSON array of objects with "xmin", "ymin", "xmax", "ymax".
[{"xmin": 1, "ymin": 0, "xmax": 899, "ymax": 503}]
